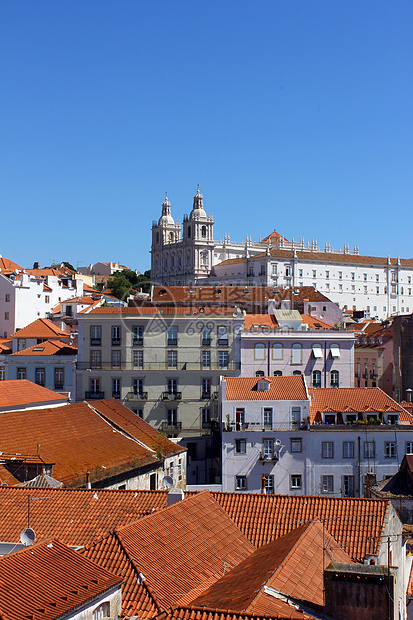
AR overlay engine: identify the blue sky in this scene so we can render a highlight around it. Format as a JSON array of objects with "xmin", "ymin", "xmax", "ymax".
[{"xmin": 1, "ymin": 1, "xmax": 412, "ymax": 271}]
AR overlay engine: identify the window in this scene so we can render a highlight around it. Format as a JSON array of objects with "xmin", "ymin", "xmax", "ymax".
[
  {"xmin": 112, "ymin": 326, "xmax": 121, "ymax": 346},
  {"xmin": 406, "ymin": 442, "xmax": 413, "ymax": 455},
  {"xmin": 112, "ymin": 378, "xmax": 121, "ymax": 399},
  {"xmin": 17, "ymin": 338, "xmax": 26, "ymax": 351},
  {"xmin": 202, "ymin": 407, "xmax": 210, "ymax": 426},
  {"xmin": 272, "ymin": 343, "xmax": 283, "ymax": 359},
  {"xmin": 133, "ymin": 349, "xmax": 143, "ymax": 369},
  {"xmin": 364, "ymin": 441, "xmax": 375, "ymax": 459},
  {"xmin": 330, "ymin": 344, "xmax": 340, "ymax": 359},
  {"xmin": 291, "ymin": 407, "xmax": 301, "ymax": 425},
  {"xmin": 263, "ymin": 407, "xmax": 273, "ymax": 430},
  {"xmin": 5, "ymin": 294, "xmax": 10, "ymax": 302},
  {"xmin": 262, "ymin": 439, "xmax": 274, "ymax": 459},
  {"xmin": 35, "ymin": 367, "xmax": 45, "ymax": 387},
  {"xmin": 235, "ymin": 407, "xmax": 245, "ymax": 431},
  {"xmin": 312, "ymin": 344, "xmax": 323, "ymax": 359},
  {"xmin": 90, "ymin": 378, "xmax": 100, "ymax": 395},
  {"xmin": 132, "ymin": 378, "xmax": 143, "ymax": 396},
  {"xmin": 111, "ymin": 350, "xmax": 121, "ymax": 368},
  {"xmin": 219, "ymin": 350, "xmax": 228, "ymax": 369},
  {"xmin": 218, "ymin": 326, "xmax": 228, "ymax": 346},
  {"xmin": 167, "ymin": 378, "xmax": 178, "ymax": 396},
  {"xmin": 321, "ymin": 475, "xmax": 334, "ymax": 493},
  {"xmin": 90, "ymin": 350, "xmax": 102, "ymax": 369},
  {"xmin": 325, "ymin": 270, "xmax": 329, "ymax": 279},
  {"xmin": 263, "ymin": 474, "xmax": 274, "ymax": 494},
  {"xmin": 167, "ymin": 350, "xmax": 178, "ymax": 368},
  {"xmin": 17, "ymin": 367, "xmax": 26, "ymax": 380},
  {"xmin": 93, "ymin": 601, "xmax": 110, "ymax": 620},
  {"xmin": 202, "ymin": 327, "xmax": 211, "ymax": 346},
  {"xmin": 338, "ymin": 271, "xmax": 342, "ymax": 280},
  {"xmin": 272, "ymin": 264, "xmax": 278, "ymax": 276},
  {"xmin": 291, "ymin": 343, "xmax": 302, "ymax": 364},
  {"xmin": 312, "ymin": 370, "xmax": 321, "ymax": 388},
  {"xmin": 178, "ymin": 457, "xmax": 182, "ymax": 480},
  {"xmin": 291, "ymin": 438, "xmax": 302, "ymax": 453},
  {"xmin": 0, "ymin": 366, "xmax": 5, "ymax": 381},
  {"xmin": 90, "ymin": 326, "xmax": 101, "ymax": 346},
  {"xmin": 235, "ymin": 475, "xmax": 247, "ymax": 490},
  {"xmin": 167, "ymin": 326, "xmax": 177, "ymax": 346},
  {"xmin": 201, "ymin": 378, "xmax": 211, "ymax": 399},
  {"xmin": 202, "ymin": 350, "xmax": 211, "ymax": 369},
  {"xmin": 343, "ymin": 475, "xmax": 354, "ymax": 497},
  {"xmin": 235, "ymin": 439, "xmax": 246, "ymax": 454},
  {"xmin": 343, "ymin": 441, "xmax": 354, "ymax": 458},
  {"xmin": 312, "ymin": 270, "xmax": 317, "ymax": 278},
  {"xmin": 256, "ymin": 370, "xmax": 264, "ymax": 377},
  {"xmin": 201, "ymin": 225, "xmax": 207, "ymax": 238},
  {"xmin": 330, "ymin": 370, "xmax": 339, "ymax": 387},
  {"xmin": 351, "ymin": 272, "xmax": 355, "ymax": 280},
  {"xmin": 254, "ymin": 343, "xmax": 266, "ymax": 360},
  {"xmin": 384, "ymin": 442, "xmax": 396, "ymax": 458},
  {"xmin": 291, "ymin": 474, "xmax": 302, "ymax": 489},
  {"xmin": 322, "ymin": 442, "xmax": 334, "ymax": 458},
  {"xmin": 167, "ymin": 408, "xmax": 178, "ymax": 427},
  {"xmin": 133, "ymin": 325, "xmax": 143, "ymax": 345},
  {"xmin": 4, "ymin": 312, "xmax": 9, "ymax": 321}
]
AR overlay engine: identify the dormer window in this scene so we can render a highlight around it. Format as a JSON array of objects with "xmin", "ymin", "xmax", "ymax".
[{"xmin": 256, "ymin": 379, "xmax": 270, "ymax": 391}]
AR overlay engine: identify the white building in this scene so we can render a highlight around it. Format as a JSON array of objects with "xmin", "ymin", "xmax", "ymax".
[
  {"xmin": 221, "ymin": 375, "xmax": 413, "ymax": 497},
  {"xmin": 151, "ymin": 191, "xmax": 413, "ymax": 320}
]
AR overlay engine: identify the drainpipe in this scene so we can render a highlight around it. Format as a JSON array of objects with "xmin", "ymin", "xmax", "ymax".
[
  {"xmin": 357, "ymin": 436, "xmax": 361, "ymax": 497},
  {"xmin": 324, "ymin": 341, "xmax": 327, "ymax": 388},
  {"xmin": 267, "ymin": 341, "xmax": 271, "ymax": 376}
]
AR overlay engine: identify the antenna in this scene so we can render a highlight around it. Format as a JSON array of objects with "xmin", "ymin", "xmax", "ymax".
[
  {"xmin": 20, "ymin": 527, "xmax": 36, "ymax": 546},
  {"xmin": 275, "ymin": 439, "xmax": 282, "ymax": 446},
  {"xmin": 162, "ymin": 475, "xmax": 173, "ymax": 489}
]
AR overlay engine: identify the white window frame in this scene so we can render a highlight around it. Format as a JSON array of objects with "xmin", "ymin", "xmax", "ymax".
[
  {"xmin": 291, "ymin": 474, "xmax": 302, "ymax": 489},
  {"xmin": 321, "ymin": 475, "xmax": 334, "ymax": 493},
  {"xmin": 322, "ymin": 441, "xmax": 334, "ymax": 459}
]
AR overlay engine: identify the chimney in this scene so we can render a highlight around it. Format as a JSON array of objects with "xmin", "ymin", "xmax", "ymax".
[
  {"xmin": 76, "ymin": 278, "xmax": 84, "ymax": 297},
  {"xmin": 33, "ymin": 262, "xmax": 40, "ymax": 269},
  {"xmin": 167, "ymin": 488, "xmax": 184, "ymax": 506},
  {"xmin": 261, "ymin": 473, "xmax": 266, "ymax": 494},
  {"xmin": 267, "ymin": 299, "xmax": 276, "ymax": 315},
  {"xmin": 86, "ymin": 471, "xmax": 91, "ymax": 489}
]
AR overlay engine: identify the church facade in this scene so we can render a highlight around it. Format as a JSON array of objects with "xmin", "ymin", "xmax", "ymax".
[{"xmin": 151, "ymin": 189, "xmax": 413, "ymax": 320}]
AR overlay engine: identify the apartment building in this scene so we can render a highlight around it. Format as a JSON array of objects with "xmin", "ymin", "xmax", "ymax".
[
  {"xmin": 221, "ymin": 375, "xmax": 413, "ymax": 497},
  {"xmin": 76, "ymin": 305, "xmax": 244, "ymax": 437}
]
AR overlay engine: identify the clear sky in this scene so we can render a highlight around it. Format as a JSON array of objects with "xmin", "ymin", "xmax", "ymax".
[{"xmin": 1, "ymin": 1, "xmax": 412, "ymax": 272}]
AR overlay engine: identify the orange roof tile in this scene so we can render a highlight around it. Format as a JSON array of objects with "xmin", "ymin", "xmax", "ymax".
[
  {"xmin": 300, "ymin": 314, "xmax": 332, "ymax": 330},
  {"xmin": 0, "ymin": 338, "xmax": 12, "ymax": 353},
  {"xmin": 84, "ymin": 305, "xmax": 238, "ymax": 316},
  {"xmin": 0, "ymin": 257, "xmax": 22, "ymax": 272},
  {"xmin": 257, "ymin": 248, "xmax": 413, "ymax": 268},
  {"xmin": 84, "ymin": 491, "xmax": 255, "ymax": 614},
  {"xmin": 308, "ymin": 387, "xmax": 412, "ymax": 423},
  {"xmin": 11, "ymin": 317, "xmax": 69, "ymax": 339},
  {"xmin": 0, "ymin": 539, "xmax": 121, "ymax": 620},
  {"xmin": 224, "ymin": 375, "xmax": 308, "ymax": 401},
  {"xmin": 191, "ymin": 520, "xmax": 352, "ymax": 613},
  {"xmin": 155, "ymin": 606, "xmax": 317, "ymax": 620},
  {"xmin": 261, "ymin": 230, "xmax": 290, "ymax": 244},
  {"xmin": 10, "ymin": 339, "xmax": 77, "ymax": 356},
  {"xmin": 244, "ymin": 314, "xmax": 278, "ymax": 329},
  {"xmin": 151, "ymin": 286, "xmax": 331, "ymax": 305},
  {"xmin": 0, "ymin": 399, "xmax": 182, "ymax": 486},
  {"xmin": 0, "ymin": 379, "xmax": 68, "ymax": 409}
]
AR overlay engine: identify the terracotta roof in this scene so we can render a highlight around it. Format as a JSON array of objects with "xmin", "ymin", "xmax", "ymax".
[
  {"xmin": 10, "ymin": 339, "xmax": 77, "ymax": 356},
  {"xmin": 0, "ymin": 379, "xmax": 68, "ymax": 409},
  {"xmin": 63, "ymin": 295, "xmax": 95, "ymax": 304},
  {"xmin": 252, "ymin": 248, "xmax": 413, "ymax": 268},
  {"xmin": 155, "ymin": 607, "xmax": 317, "ymax": 620},
  {"xmin": 151, "ymin": 286, "xmax": 331, "ymax": 305},
  {"xmin": 11, "ymin": 317, "xmax": 68, "ymax": 339},
  {"xmin": 83, "ymin": 282, "xmax": 98, "ymax": 293},
  {"xmin": 0, "ymin": 399, "xmax": 182, "ymax": 486},
  {"xmin": 0, "ymin": 257, "xmax": 22, "ymax": 272},
  {"xmin": 191, "ymin": 520, "xmax": 352, "ymax": 613},
  {"xmin": 308, "ymin": 387, "xmax": 412, "ymax": 423},
  {"xmin": 0, "ymin": 486, "xmax": 168, "ymax": 546},
  {"xmin": 0, "ymin": 464, "xmax": 19, "ymax": 486},
  {"xmin": 0, "ymin": 339, "xmax": 12, "ymax": 353},
  {"xmin": 244, "ymin": 314, "xmax": 278, "ymax": 330},
  {"xmin": 84, "ymin": 491, "xmax": 255, "ymax": 615},
  {"xmin": 0, "ymin": 538, "xmax": 121, "ymax": 620},
  {"xmin": 300, "ymin": 314, "xmax": 332, "ymax": 330},
  {"xmin": 25, "ymin": 267, "xmax": 68, "ymax": 277},
  {"xmin": 224, "ymin": 375, "xmax": 308, "ymax": 401},
  {"xmin": 261, "ymin": 230, "xmax": 290, "ymax": 244}
]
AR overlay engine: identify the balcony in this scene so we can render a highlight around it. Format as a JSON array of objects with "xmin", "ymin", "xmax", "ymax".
[
  {"xmin": 202, "ymin": 339, "xmax": 211, "ymax": 346},
  {"xmin": 77, "ymin": 361, "xmax": 241, "ymax": 372},
  {"xmin": 54, "ymin": 383, "xmax": 64, "ymax": 391},
  {"xmin": 162, "ymin": 391, "xmax": 182, "ymax": 401},
  {"xmin": 201, "ymin": 392, "xmax": 211, "ymax": 400},
  {"xmin": 167, "ymin": 339, "xmax": 178, "ymax": 346},
  {"xmin": 218, "ymin": 339, "xmax": 229, "ymax": 346},
  {"xmin": 125, "ymin": 391, "xmax": 148, "ymax": 401},
  {"xmin": 112, "ymin": 339, "xmax": 121, "ymax": 347},
  {"xmin": 90, "ymin": 338, "xmax": 101, "ymax": 346},
  {"xmin": 85, "ymin": 391, "xmax": 105, "ymax": 400},
  {"xmin": 161, "ymin": 421, "xmax": 182, "ymax": 432},
  {"xmin": 112, "ymin": 392, "xmax": 121, "ymax": 400},
  {"xmin": 259, "ymin": 453, "xmax": 279, "ymax": 462},
  {"xmin": 133, "ymin": 338, "xmax": 143, "ymax": 346}
]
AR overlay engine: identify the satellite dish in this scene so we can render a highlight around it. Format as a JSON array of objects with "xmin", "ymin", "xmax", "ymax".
[
  {"xmin": 275, "ymin": 439, "xmax": 282, "ymax": 446},
  {"xmin": 20, "ymin": 527, "xmax": 36, "ymax": 546},
  {"xmin": 162, "ymin": 475, "xmax": 173, "ymax": 489}
]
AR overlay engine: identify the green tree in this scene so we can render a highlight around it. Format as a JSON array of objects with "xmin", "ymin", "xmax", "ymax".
[
  {"xmin": 62, "ymin": 261, "xmax": 76, "ymax": 272},
  {"xmin": 107, "ymin": 269, "xmax": 151, "ymax": 299}
]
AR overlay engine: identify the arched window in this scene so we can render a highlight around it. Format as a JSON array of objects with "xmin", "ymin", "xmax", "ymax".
[
  {"xmin": 201, "ymin": 225, "xmax": 207, "ymax": 238},
  {"xmin": 272, "ymin": 343, "xmax": 283, "ymax": 360},
  {"xmin": 330, "ymin": 344, "xmax": 340, "ymax": 359},
  {"xmin": 187, "ymin": 226, "xmax": 191, "ymax": 238},
  {"xmin": 273, "ymin": 370, "xmax": 283, "ymax": 376},
  {"xmin": 93, "ymin": 602, "xmax": 110, "ymax": 620},
  {"xmin": 156, "ymin": 232, "xmax": 159, "ymax": 244},
  {"xmin": 312, "ymin": 370, "xmax": 321, "ymax": 388},
  {"xmin": 291, "ymin": 343, "xmax": 302, "ymax": 365},
  {"xmin": 293, "ymin": 370, "xmax": 302, "ymax": 375},
  {"xmin": 169, "ymin": 232, "xmax": 174, "ymax": 242},
  {"xmin": 254, "ymin": 343, "xmax": 266, "ymax": 360},
  {"xmin": 255, "ymin": 370, "xmax": 265, "ymax": 377},
  {"xmin": 331, "ymin": 370, "xmax": 339, "ymax": 387}
]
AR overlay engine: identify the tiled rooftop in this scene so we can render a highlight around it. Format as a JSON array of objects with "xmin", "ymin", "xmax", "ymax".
[
  {"xmin": 0, "ymin": 539, "xmax": 121, "ymax": 620},
  {"xmin": 154, "ymin": 607, "xmax": 317, "ymax": 620},
  {"xmin": 243, "ymin": 314, "xmax": 278, "ymax": 330},
  {"xmin": 10, "ymin": 339, "xmax": 77, "ymax": 356},
  {"xmin": 0, "ymin": 399, "xmax": 183, "ymax": 486},
  {"xmin": 0, "ymin": 379, "xmax": 68, "ymax": 409},
  {"xmin": 10, "ymin": 317, "xmax": 69, "ymax": 339},
  {"xmin": 0, "ymin": 257, "xmax": 22, "ymax": 272},
  {"xmin": 224, "ymin": 375, "xmax": 308, "ymax": 401},
  {"xmin": 84, "ymin": 305, "xmax": 239, "ymax": 316},
  {"xmin": 252, "ymin": 248, "xmax": 413, "ymax": 268},
  {"xmin": 308, "ymin": 387, "xmax": 412, "ymax": 422}
]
